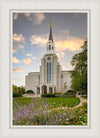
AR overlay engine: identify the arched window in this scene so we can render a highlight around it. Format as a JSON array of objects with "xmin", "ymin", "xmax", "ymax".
[
  {"xmin": 49, "ymin": 45, "xmax": 51, "ymax": 50},
  {"xmin": 47, "ymin": 62, "xmax": 51, "ymax": 83}
]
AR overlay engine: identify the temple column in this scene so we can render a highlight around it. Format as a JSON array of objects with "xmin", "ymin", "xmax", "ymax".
[
  {"xmin": 53, "ymin": 86, "xmax": 54, "ymax": 93},
  {"xmin": 47, "ymin": 85, "xmax": 49, "ymax": 94}
]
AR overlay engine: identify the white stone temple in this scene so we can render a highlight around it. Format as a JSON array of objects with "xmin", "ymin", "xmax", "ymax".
[{"xmin": 25, "ymin": 23, "xmax": 72, "ymax": 96}]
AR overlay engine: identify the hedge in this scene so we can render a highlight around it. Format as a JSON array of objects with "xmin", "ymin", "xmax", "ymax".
[
  {"xmin": 13, "ymin": 92, "xmax": 22, "ymax": 97},
  {"xmin": 25, "ymin": 90, "xmax": 34, "ymax": 94},
  {"xmin": 42, "ymin": 93, "xmax": 55, "ymax": 97}
]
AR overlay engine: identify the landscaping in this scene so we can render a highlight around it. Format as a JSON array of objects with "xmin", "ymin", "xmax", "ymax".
[{"xmin": 13, "ymin": 97, "xmax": 87, "ymax": 125}]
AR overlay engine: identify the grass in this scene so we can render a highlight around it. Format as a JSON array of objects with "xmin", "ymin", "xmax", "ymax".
[{"xmin": 13, "ymin": 97, "xmax": 80, "ymax": 109}]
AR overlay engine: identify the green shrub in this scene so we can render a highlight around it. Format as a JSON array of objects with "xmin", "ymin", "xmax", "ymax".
[
  {"xmin": 54, "ymin": 92, "xmax": 63, "ymax": 97},
  {"xmin": 26, "ymin": 90, "xmax": 34, "ymax": 94},
  {"xmin": 13, "ymin": 92, "xmax": 22, "ymax": 97},
  {"xmin": 63, "ymin": 90, "xmax": 76, "ymax": 98},
  {"xmin": 42, "ymin": 93, "xmax": 55, "ymax": 97},
  {"xmin": 67, "ymin": 90, "xmax": 74, "ymax": 93},
  {"xmin": 54, "ymin": 92, "xmax": 62, "ymax": 94}
]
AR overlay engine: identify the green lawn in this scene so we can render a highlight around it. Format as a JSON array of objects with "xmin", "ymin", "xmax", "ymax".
[{"xmin": 13, "ymin": 97, "xmax": 80, "ymax": 108}]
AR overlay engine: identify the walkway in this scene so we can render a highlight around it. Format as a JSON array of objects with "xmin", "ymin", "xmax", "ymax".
[{"xmin": 71, "ymin": 95, "xmax": 87, "ymax": 109}]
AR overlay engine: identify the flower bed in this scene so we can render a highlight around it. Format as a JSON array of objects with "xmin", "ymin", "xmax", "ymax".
[{"xmin": 13, "ymin": 98, "xmax": 87, "ymax": 125}]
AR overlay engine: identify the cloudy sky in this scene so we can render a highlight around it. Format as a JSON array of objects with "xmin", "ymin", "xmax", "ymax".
[{"xmin": 12, "ymin": 12, "xmax": 87, "ymax": 86}]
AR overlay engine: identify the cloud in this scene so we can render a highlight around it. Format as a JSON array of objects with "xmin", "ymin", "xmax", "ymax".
[
  {"xmin": 24, "ymin": 13, "xmax": 45, "ymax": 25},
  {"xmin": 68, "ymin": 62, "xmax": 73, "ymax": 67},
  {"xmin": 13, "ymin": 67, "xmax": 23, "ymax": 72},
  {"xmin": 13, "ymin": 33, "xmax": 25, "ymax": 43},
  {"xmin": 32, "ymin": 57, "xmax": 39, "ymax": 61},
  {"xmin": 56, "ymin": 52, "xmax": 65, "ymax": 59},
  {"xmin": 24, "ymin": 13, "xmax": 31, "ymax": 17},
  {"xmin": 13, "ymin": 44, "xmax": 24, "ymax": 53},
  {"xmin": 62, "ymin": 66, "xmax": 67, "ymax": 70},
  {"xmin": 13, "ymin": 49, "xmax": 17, "ymax": 53},
  {"xmin": 33, "ymin": 13, "xmax": 45, "ymax": 24},
  {"xmin": 13, "ymin": 57, "xmax": 20, "ymax": 63},
  {"xmin": 13, "ymin": 78, "xmax": 18, "ymax": 83},
  {"xmin": 20, "ymin": 76, "xmax": 25, "ymax": 79},
  {"xmin": 30, "ymin": 35, "xmax": 47, "ymax": 46},
  {"xmin": 55, "ymin": 37, "xmax": 85, "ymax": 52},
  {"xmin": 13, "ymin": 13, "xmax": 18, "ymax": 20},
  {"xmin": 22, "ymin": 58, "xmax": 32, "ymax": 65},
  {"xmin": 13, "ymin": 44, "xmax": 24, "ymax": 50},
  {"xmin": 30, "ymin": 33, "xmax": 85, "ymax": 53},
  {"xmin": 17, "ymin": 44, "xmax": 24, "ymax": 49},
  {"xmin": 26, "ymin": 53, "xmax": 32, "ymax": 57},
  {"xmin": 26, "ymin": 53, "xmax": 39, "ymax": 62},
  {"xmin": 30, "ymin": 33, "xmax": 85, "ymax": 52},
  {"xmin": 60, "ymin": 30, "xmax": 69, "ymax": 36}
]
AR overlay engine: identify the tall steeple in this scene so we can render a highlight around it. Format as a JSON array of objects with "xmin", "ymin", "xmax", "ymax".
[
  {"xmin": 49, "ymin": 22, "xmax": 53, "ymax": 42},
  {"xmin": 46, "ymin": 22, "xmax": 55, "ymax": 53}
]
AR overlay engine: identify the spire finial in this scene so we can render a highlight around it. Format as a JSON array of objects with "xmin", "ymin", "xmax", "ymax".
[
  {"xmin": 50, "ymin": 22, "xmax": 52, "ymax": 28},
  {"xmin": 49, "ymin": 22, "xmax": 53, "ymax": 42}
]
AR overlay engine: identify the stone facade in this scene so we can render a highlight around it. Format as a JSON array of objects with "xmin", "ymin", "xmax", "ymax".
[{"xmin": 25, "ymin": 23, "xmax": 72, "ymax": 96}]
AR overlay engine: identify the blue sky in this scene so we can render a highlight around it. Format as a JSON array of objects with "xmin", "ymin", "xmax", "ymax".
[{"xmin": 12, "ymin": 13, "xmax": 87, "ymax": 86}]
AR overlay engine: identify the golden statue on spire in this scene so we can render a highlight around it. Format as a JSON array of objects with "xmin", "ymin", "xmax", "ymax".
[{"xmin": 50, "ymin": 22, "xmax": 52, "ymax": 28}]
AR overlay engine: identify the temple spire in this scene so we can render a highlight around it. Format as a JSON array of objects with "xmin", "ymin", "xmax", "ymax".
[{"xmin": 49, "ymin": 22, "xmax": 53, "ymax": 42}]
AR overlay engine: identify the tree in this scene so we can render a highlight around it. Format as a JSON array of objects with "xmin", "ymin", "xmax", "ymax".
[
  {"xmin": 71, "ymin": 40, "xmax": 87, "ymax": 95},
  {"xmin": 13, "ymin": 85, "xmax": 25, "ymax": 97},
  {"xmin": 19, "ymin": 86, "xmax": 25, "ymax": 94},
  {"xmin": 63, "ymin": 82, "xmax": 67, "ymax": 92}
]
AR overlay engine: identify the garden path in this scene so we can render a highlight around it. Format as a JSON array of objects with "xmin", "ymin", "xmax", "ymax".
[{"xmin": 71, "ymin": 95, "xmax": 87, "ymax": 109}]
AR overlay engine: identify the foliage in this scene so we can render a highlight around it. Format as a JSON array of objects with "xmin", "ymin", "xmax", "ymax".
[
  {"xmin": 13, "ymin": 92, "xmax": 22, "ymax": 97},
  {"xmin": 54, "ymin": 92, "xmax": 62, "ymax": 94},
  {"xmin": 54, "ymin": 92, "xmax": 63, "ymax": 97},
  {"xmin": 67, "ymin": 90, "xmax": 74, "ymax": 93},
  {"xmin": 13, "ymin": 85, "xmax": 25, "ymax": 94},
  {"xmin": 13, "ymin": 85, "xmax": 25, "ymax": 97},
  {"xmin": 71, "ymin": 40, "xmax": 87, "ymax": 95},
  {"xmin": 68, "ymin": 103, "xmax": 87, "ymax": 125},
  {"xmin": 13, "ymin": 98, "xmax": 87, "ymax": 125},
  {"xmin": 82, "ymin": 96, "xmax": 87, "ymax": 99},
  {"xmin": 42, "ymin": 93, "xmax": 56, "ymax": 97},
  {"xmin": 19, "ymin": 86, "xmax": 25, "ymax": 94},
  {"xmin": 63, "ymin": 82, "xmax": 67, "ymax": 92},
  {"xmin": 25, "ymin": 90, "xmax": 34, "ymax": 94},
  {"xmin": 63, "ymin": 90, "xmax": 76, "ymax": 97}
]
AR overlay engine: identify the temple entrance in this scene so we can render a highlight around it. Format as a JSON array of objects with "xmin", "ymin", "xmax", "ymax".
[
  {"xmin": 49, "ymin": 87, "xmax": 52, "ymax": 94},
  {"xmin": 42, "ymin": 85, "xmax": 47, "ymax": 94},
  {"xmin": 37, "ymin": 87, "xmax": 40, "ymax": 94}
]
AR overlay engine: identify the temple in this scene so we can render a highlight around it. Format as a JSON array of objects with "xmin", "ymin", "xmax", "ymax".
[{"xmin": 25, "ymin": 23, "xmax": 72, "ymax": 95}]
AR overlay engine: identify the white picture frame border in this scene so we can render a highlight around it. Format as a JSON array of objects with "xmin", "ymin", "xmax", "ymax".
[{"xmin": 10, "ymin": 9, "xmax": 90, "ymax": 129}]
